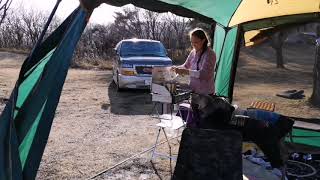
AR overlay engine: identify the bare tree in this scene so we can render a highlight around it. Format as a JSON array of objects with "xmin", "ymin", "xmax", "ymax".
[
  {"xmin": 112, "ymin": 7, "xmax": 143, "ymax": 39},
  {"xmin": 310, "ymin": 25, "xmax": 320, "ymax": 106},
  {"xmin": 21, "ymin": 9, "xmax": 48, "ymax": 46},
  {"xmin": 165, "ymin": 14, "xmax": 190, "ymax": 50},
  {"xmin": 74, "ymin": 23, "xmax": 121, "ymax": 62},
  {"xmin": 6, "ymin": 11, "xmax": 24, "ymax": 48},
  {"xmin": 143, "ymin": 10, "xmax": 162, "ymax": 40},
  {"xmin": 0, "ymin": 6, "xmax": 61, "ymax": 50},
  {"xmin": 269, "ymin": 23, "xmax": 319, "ymax": 68},
  {"xmin": 159, "ymin": 20, "xmax": 174, "ymax": 48},
  {"xmin": 0, "ymin": 5, "xmax": 195, "ymax": 64},
  {"xmin": 0, "ymin": 10, "xmax": 25, "ymax": 49},
  {"xmin": 0, "ymin": 0, "xmax": 12, "ymax": 26},
  {"xmin": 270, "ymin": 31, "xmax": 287, "ymax": 68}
]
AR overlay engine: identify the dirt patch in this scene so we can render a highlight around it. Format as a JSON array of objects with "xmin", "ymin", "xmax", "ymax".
[
  {"xmin": 0, "ymin": 43, "xmax": 319, "ymax": 179},
  {"xmin": 95, "ymin": 157, "xmax": 170, "ymax": 180}
]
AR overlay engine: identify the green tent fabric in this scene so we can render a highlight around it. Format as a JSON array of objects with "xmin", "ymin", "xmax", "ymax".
[
  {"xmin": 0, "ymin": 7, "xmax": 88, "ymax": 180},
  {"xmin": 287, "ymin": 128, "xmax": 320, "ymax": 148},
  {"xmin": 214, "ymin": 25, "xmax": 239, "ymax": 97}
]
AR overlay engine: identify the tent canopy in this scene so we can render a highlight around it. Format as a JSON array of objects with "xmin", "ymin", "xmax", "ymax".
[{"xmin": 81, "ymin": 0, "xmax": 320, "ymax": 29}]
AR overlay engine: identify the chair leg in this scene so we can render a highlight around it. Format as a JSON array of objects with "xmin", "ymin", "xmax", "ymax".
[
  {"xmin": 151, "ymin": 128, "xmax": 162, "ymax": 161},
  {"xmin": 150, "ymin": 102, "xmax": 161, "ymax": 118},
  {"xmin": 176, "ymin": 129, "xmax": 181, "ymax": 144},
  {"xmin": 178, "ymin": 103, "xmax": 191, "ymax": 127},
  {"xmin": 161, "ymin": 127, "xmax": 173, "ymax": 177},
  {"xmin": 185, "ymin": 107, "xmax": 191, "ymax": 127},
  {"xmin": 279, "ymin": 137, "xmax": 288, "ymax": 180}
]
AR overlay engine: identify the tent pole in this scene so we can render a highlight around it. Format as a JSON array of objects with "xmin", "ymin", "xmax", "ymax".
[
  {"xmin": 228, "ymin": 26, "xmax": 242, "ymax": 103},
  {"xmin": 210, "ymin": 22, "xmax": 216, "ymax": 48},
  {"xmin": 213, "ymin": 25, "xmax": 227, "ymax": 83},
  {"xmin": 27, "ymin": 0, "xmax": 62, "ymax": 66},
  {"xmin": 18, "ymin": 0, "xmax": 63, "ymax": 82}
]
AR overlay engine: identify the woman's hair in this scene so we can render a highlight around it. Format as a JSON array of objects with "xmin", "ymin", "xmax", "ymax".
[
  {"xmin": 190, "ymin": 28, "xmax": 210, "ymax": 70},
  {"xmin": 190, "ymin": 28, "xmax": 209, "ymax": 50}
]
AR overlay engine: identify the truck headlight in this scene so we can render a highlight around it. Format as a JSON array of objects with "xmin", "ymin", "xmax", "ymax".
[{"xmin": 121, "ymin": 69, "xmax": 135, "ymax": 76}]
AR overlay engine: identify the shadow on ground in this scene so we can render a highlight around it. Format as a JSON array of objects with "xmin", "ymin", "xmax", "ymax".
[
  {"xmin": 96, "ymin": 157, "xmax": 171, "ymax": 180},
  {"xmin": 0, "ymin": 51, "xmax": 25, "ymax": 61},
  {"xmin": 104, "ymin": 81, "xmax": 154, "ymax": 115}
]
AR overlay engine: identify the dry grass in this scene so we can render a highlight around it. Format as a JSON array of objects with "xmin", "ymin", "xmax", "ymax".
[
  {"xmin": 0, "ymin": 48, "xmax": 29, "ymax": 55},
  {"xmin": 71, "ymin": 49, "xmax": 190, "ymax": 69},
  {"xmin": 72, "ymin": 58, "xmax": 113, "ymax": 70}
]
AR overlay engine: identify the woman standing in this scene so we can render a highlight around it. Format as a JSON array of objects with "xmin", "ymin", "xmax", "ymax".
[
  {"xmin": 174, "ymin": 28, "xmax": 216, "ymax": 127},
  {"xmin": 173, "ymin": 28, "xmax": 216, "ymax": 95}
]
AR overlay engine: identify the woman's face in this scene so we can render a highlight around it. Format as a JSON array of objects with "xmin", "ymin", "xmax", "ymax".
[{"xmin": 191, "ymin": 35, "xmax": 205, "ymax": 52}]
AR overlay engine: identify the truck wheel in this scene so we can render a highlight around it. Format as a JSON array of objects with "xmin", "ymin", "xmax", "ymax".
[{"xmin": 116, "ymin": 74, "xmax": 123, "ymax": 92}]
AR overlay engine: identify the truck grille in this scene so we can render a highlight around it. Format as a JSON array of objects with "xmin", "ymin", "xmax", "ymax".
[{"xmin": 135, "ymin": 66, "xmax": 152, "ymax": 75}]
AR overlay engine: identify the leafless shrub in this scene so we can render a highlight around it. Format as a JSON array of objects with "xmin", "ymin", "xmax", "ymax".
[
  {"xmin": 0, "ymin": 0, "xmax": 12, "ymax": 26},
  {"xmin": 1, "ymin": 6, "xmax": 201, "ymax": 68},
  {"xmin": 0, "ymin": 7, "xmax": 60, "ymax": 50}
]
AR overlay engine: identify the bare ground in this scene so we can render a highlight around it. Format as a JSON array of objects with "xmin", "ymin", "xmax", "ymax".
[
  {"xmin": 0, "ymin": 42, "xmax": 319, "ymax": 179},
  {"xmin": 234, "ymin": 43, "xmax": 319, "ymax": 118}
]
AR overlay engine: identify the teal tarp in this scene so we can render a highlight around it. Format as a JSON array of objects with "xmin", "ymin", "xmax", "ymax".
[
  {"xmin": 0, "ymin": 7, "xmax": 88, "ymax": 179},
  {"xmin": 288, "ymin": 128, "xmax": 320, "ymax": 148}
]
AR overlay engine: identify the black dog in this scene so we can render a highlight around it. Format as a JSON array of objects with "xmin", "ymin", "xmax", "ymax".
[
  {"xmin": 191, "ymin": 93, "xmax": 235, "ymax": 129},
  {"xmin": 191, "ymin": 93, "xmax": 294, "ymax": 170}
]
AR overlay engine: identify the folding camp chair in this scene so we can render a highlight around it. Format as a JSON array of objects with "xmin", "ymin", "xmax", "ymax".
[
  {"xmin": 285, "ymin": 118, "xmax": 320, "ymax": 152},
  {"xmin": 151, "ymin": 114, "xmax": 185, "ymax": 160},
  {"xmin": 150, "ymin": 83, "xmax": 191, "ymax": 176},
  {"xmin": 150, "ymin": 113, "xmax": 186, "ymax": 177}
]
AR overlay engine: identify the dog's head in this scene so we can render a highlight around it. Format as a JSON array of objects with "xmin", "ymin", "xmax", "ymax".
[{"xmin": 191, "ymin": 93, "xmax": 235, "ymax": 126}]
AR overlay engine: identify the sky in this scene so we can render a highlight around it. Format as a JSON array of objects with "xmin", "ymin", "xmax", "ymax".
[{"xmin": 12, "ymin": 0, "xmax": 125, "ymax": 25}]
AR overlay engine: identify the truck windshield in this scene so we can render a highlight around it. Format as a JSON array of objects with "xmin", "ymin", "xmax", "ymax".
[{"xmin": 120, "ymin": 41, "xmax": 167, "ymax": 57}]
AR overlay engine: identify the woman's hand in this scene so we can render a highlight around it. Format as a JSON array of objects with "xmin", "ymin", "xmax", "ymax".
[{"xmin": 174, "ymin": 67, "xmax": 189, "ymax": 76}]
